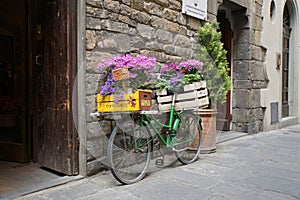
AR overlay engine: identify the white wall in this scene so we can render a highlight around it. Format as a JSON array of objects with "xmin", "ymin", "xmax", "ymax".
[{"xmin": 261, "ymin": 0, "xmax": 300, "ymax": 131}]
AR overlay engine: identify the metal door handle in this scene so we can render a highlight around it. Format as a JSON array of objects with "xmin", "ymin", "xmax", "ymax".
[{"xmin": 36, "ymin": 55, "xmax": 42, "ymax": 66}]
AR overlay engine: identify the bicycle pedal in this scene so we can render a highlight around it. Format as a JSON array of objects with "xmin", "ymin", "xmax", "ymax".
[{"xmin": 155, "ymin": 158, "xmax": 164, "ymax": 166}]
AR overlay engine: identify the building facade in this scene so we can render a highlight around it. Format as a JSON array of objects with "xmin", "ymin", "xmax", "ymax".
[
  {"xmin": 0, "ymin": 0, "xmax": 299, "ymax": 177},
  {"xmin": 261, "ymin": 0, "xmax": 300, "ymax": 131},
  {"xmin": 81, "ymin": 0, "xmax": 271, "ymax": 175}
]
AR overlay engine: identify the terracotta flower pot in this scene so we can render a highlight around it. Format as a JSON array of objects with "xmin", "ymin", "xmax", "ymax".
[{"xmin": 197, "ymin": 109, "xmax": 217, "ymax": 154}]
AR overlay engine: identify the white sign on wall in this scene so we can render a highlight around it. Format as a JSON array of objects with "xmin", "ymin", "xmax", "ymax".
[{"xmin": 182, "ymin": 0, "xmax": 208, "ymax": 20}]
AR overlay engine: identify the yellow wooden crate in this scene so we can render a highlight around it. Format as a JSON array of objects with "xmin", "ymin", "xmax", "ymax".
[{"xmin": 97, "ymin": 89, "xmax": 152, "ymax": 112}]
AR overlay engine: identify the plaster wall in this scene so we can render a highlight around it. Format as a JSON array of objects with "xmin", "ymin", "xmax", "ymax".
[{"xmin": 261, "ymin": 0, "xmax": 300, "ymax": 131}]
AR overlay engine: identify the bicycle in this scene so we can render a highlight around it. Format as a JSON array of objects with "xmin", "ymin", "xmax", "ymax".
[{"xmin": 107, "ymin": 89, "xmax": 202, "ymax": 184}]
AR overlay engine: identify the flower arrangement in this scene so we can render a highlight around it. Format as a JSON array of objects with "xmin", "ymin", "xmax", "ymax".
[
  {"xmin": 155, "ymin": 59, "xmax": 203, "ymax": 90},
  {"xmin": 97, "ymin": 54, "xmax": 156, "ymax": 96},
  {"xmin": 97, "ymin": 53, "xmax": 204, "ymax": 101}
]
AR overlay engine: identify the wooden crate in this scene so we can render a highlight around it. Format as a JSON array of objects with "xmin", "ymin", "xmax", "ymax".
[
  {"xmin": 97, "ymin": 89, "xmax": 152, "ymax": 113},
  {"xmin": 155, "ymin": 81, "xmax": 209, "ymax": 112}
]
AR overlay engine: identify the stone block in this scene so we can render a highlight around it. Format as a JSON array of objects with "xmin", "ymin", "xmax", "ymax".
[
  {"xmin": 164, "ymin": 8, "xmax": 178, "ymax": 22},
  {"xmin": 156, "ymin": 29, "xmax": 174, "ymax": 43},
  {"xmin": 251, "ymin": 46, "xmax": 265, "ymax": 62},
  {"xmin": 163, "ymin": 45, "xmax": 176, "ymax": 55},
  {"xmin": 87, "ymin": 159, "xmax": 107, "ymax": 176},
  {"xmin": 153, "ymin": 0, "xmax": 169, "ymax": 7},
  {"xmin": 102, "ymin": 38, "xmax": 118, "ymax": 50},
  {"xmin": 86, "ymin": 0, "xmax": 102, "ymax": 8},
  {"xmin": 100, "ymin": 20, "xmax": 129, "ymax": 33},
  {"xmin": 86, "ymin": 17, "xmax": 102, "ymax": 30},
  {"xmin": 114, "ymin": 34, "xmax": 131, "ymax": 53},
  {"xmin": 207, "ymin": 13, "xmax": 217, "ymax": 22},
  {"xmin": 86, "ymin": 52, "xmax": 112, "ymax": 73},
  {"xmin": 150, "ymin": 16, "xmax": 168, "ymax": 30},
  {"xmin": 175, "ymin": 46, "xmax": 193, "ymax": 58},
  {"xmin": 178, "ymin": 26, "xmax": 187, "ymax": 35},
  {"xmin": 146, "ymin": 41, "xmax": 163, "ymax": 51},
  {"xmin": 250, "ymin": 108, "xmax": 264, "ymax": 120},
  {"xmin": 120, "ymin": 4, "xmax": 132, "ymax": 16},
  {"xmin": 174, "ymin": 34, "xmax": 191, "ymax": 48},
  {"xmin": 232, "ymin": 122, "xmax": 248, "ymax": 132},
  {"xmin": 249, "ymin": 30, "xmax": 261, "ymax": 46},
  {"xmin": 169, "ymin": 0, "xmax": 181, "ymax": 11},
  {"xmin": 249, "ymin": 89, "xmax": 261, "ymax": 108},
  {"xmin": 232, "ymin": 109, "xmax": 249, "ymax": 123},
  {"xmin": 232, "ymin": 89, "xmax": 250, "ymax": 108},
  {"xmin": 255, "ymin": 2, "xmax": 262, "ymax": 16},
  {"xmin": 250, "ymin": 61, "xmax": 265, "ymax": 81},
  {"xmin": 143, "ymin": 2, "xmax": 164, "ymax": 17},
  {"xmin": 130, "ymin": 0, "xmax": 143, "ymax": 11},
  {"xmin": 235, "ymin": 43, "xmax": 251, "ymax": 60},
  {"xmin": 187, "ymin": 17, "xmax": 202, "ymax": 31},
  {"xmin": 247, "ymin": 120, "xmax": 263, "ymax": 134},
  {"xmin": 86, "ymin": 30, "xmax": 97, "ymax": 50},
  {"xmin": 256, "ymin": 0, "xmax": 263, "ymax": 5},
  {"xmin": 207, "ymin": 0, "xmax": 218, "ymax": 16},
  {"xmin": 234, "ymin": 80, "xmax": 251, "ymax": 89},
  {"xmin": 137, "ymin": 24, "xmax": 155, "ymax": 40},
  {"xmin": 236, "ymin": 29, "xmax": 250, "ymax": 44},
  {"xmin": 233, "ymin": 61, "xmax": 250, "ymax": 80},
  {"xmin": 253, "ymin": 81, "xmax": 267, "ymax": 89},
  {"xmin": 177, "ymin": 13, "xmax": 187, "ymax": 25},
  {"xmin": 86, "ymin": 74, "xmax": 101, "ymax": 95},
  {"xmin": 122, "ymin": 0, "xmax": 130, "ymax": 6},
  {"xmin": 131, "ymin": 36, "xmax": 146, "ymax": 49},
  {"xmin": 118, "ymin": 15, "xmax": 137, "ymax": 27},
  {"xmin": 168, "ymin": 21, "xmax": 180, "ymax": 32},
  {"xmin": 103, "ymin": 0, "xmax": 120, "ymax": 13},
  {"xmin": 131, "ymin": 10, "xmax": 151, "ymax": 24},
  {"xmin": 87, "ymin": 121, "xmax": 112, "ymax": 139}
]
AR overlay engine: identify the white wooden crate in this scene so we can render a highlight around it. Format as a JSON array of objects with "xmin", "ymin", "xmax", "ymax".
[{"xmin": 155, "ymin": 81, "xmax": 209, "ymax": 112}]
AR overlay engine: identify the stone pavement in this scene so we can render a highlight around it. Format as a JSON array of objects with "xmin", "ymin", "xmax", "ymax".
[{"xmin": 11, "ymin": 125, "xmax": 300, "ymax": 200}]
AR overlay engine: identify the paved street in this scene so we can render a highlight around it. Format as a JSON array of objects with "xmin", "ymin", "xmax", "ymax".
[{"xmin": 13, "ymin": 125, "xmax": 300, "ymax": 200}]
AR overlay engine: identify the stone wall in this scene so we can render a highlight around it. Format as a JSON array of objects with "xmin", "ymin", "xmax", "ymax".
[
  {"xmin": 231, "ymin": 0, "xmax": 267, "ymax": 133},
  {"xmin": 83, "ymin": 0, "xmax": 266, "ymax": 175},
  {"xmin": 84, "ymin": 0, "xmax": 218, "ymax": 175}
]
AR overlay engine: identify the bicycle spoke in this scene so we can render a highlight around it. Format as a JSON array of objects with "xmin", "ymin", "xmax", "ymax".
[
  {"xmin": 107, "ymin": 122, "xmax": 151, "ymax": 184},
  {"xmin": 174, "ymin": 112, "xmax": 202, "ymax": 164}
]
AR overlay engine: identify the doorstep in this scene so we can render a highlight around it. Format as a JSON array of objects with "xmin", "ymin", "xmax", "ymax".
[
  {"xmin": 216, "ymin": 130, "xmax": 248, "ymax": 144},
  {"xmin": 0, "ymin": 173, "xmax": 84, "ymax": 199}
]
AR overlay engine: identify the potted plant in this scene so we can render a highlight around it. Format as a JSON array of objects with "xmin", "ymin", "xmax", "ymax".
[{"xmin": 195, "ymin": 21, "xmax": 231, "ymax": 153}]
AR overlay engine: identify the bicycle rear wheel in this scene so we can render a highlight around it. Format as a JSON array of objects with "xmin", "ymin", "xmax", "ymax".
[
  {"xmin": 174, "ymin": 112, "xmax": 202, "ymax": 164},
  {"xmin": 107, "ymin": 121, "xmax": 152, "ymax": 184}
]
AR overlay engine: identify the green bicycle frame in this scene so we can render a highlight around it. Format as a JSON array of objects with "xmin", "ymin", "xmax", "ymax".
[{"xmin": 140, "ymin": 93, "xmax": 188, "ymax": 147}]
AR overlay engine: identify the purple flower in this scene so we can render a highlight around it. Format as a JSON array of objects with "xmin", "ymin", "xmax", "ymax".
[
  {"xmin": 179, "ymin": 60, "xmax": 203, "ymax": 72},
  {"xmin": 170, "ymin": 72, "xmax": 184, "ymax": 86},
  {"xmin": 97, "ymin": 54, "xmax": 157, "ymax": 96}
]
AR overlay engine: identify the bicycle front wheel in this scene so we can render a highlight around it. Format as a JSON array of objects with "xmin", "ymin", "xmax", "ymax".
[
  {"xmin": 174, "ymin": 112, "xmax": 202, "ymax": 164},
  {"xmin": 107, "ymin": 121, "xmax": 152, "ymax": 184}
]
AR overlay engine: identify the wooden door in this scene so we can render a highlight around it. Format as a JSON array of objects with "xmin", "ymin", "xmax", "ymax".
[
  {"xmin": 217, "ymin": 16, "xmax": 233, "ymax": 131},
  {"xmin": 282, "ymin": 6, "xmax": 291, "ymax": 118},
  {"xmin": 34, "ymin": 0, "xmax": 78, "ymax": 175},
  {"xmin": 0, "ymin": 1, "xmax": 30, "ymax": 162}
]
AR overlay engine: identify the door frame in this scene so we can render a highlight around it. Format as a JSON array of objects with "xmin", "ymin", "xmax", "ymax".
[{"xmin": 216, "ymin": 10, "xmax": 233, "ymax": 131}]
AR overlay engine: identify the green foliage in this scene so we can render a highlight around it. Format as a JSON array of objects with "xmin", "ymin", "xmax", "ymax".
[{"xmin": 196, "ymin": 21, "xmax": 231, "ymax": 105}]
